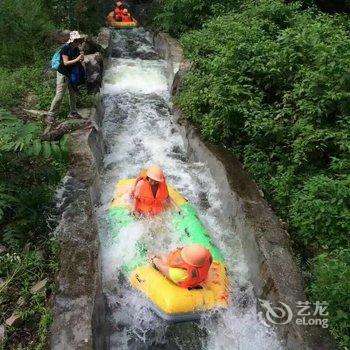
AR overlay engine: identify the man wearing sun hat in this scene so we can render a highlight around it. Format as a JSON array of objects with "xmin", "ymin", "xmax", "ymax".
[{"xmin": 46, "ymin": 31, "xmax": 86, "ymax": 132}]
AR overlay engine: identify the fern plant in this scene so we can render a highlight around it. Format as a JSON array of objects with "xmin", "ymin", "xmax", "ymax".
[
  {"xmin": 0, "ymin": 184, "xmax": 18, "ymax": 221},
  {"xmin": 0, "ymin": 108, "xmax": 68, "ymax": 248},
  {"xmin": 0, "ymin": 108, "xmax": 68, "ymax": 159}
]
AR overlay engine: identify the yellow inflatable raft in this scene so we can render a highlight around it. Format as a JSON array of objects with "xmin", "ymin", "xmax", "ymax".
[
  {"xmin": 106, "ymin": 12, "xmax": 138, "ymax": 28},
  {"xmin": 109, "ymin": 179, "xmax": 229, "ymax": 322}
]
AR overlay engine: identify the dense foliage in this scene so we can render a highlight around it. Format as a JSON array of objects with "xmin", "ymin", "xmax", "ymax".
[
  {"xmin": 151, "ymin": 0, "xmax": 243, "ymax": 37},
  {"xmin": 0, "ymin": 0, "xmax": 99, "ymax": 347},
  {"xmin": 309, "ymin": 249, "xmax": 350, "ymax": 348},
  {"xmin": 45, "ymin": 0, "xmax": 104, "ymax": 33},
  {"xmin": 0, "ymin": 109, "xmax": 66, "ymax": 348},
  {"xmin": 151, "ymin": 0, "xmax": 350, "ymax": 38},
  {"xmin": 0, "ymin": 0, "xmax": 54, "ymax": 68},
  {"xmin": 153, "ymin": 0, "xmax": 350, "ymax": 346}
]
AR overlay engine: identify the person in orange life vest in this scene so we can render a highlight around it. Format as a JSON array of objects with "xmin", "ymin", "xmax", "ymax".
[
  {"xmin": 149, "ymin": 245, "xmax": 213, "ymax": 288},
  {"xmin": 114, "ymin": 1, "xmax": 124, "ymax": 21},
  {"xmin": 131, "ymin": 165, "xmax": 179, "ymax": 216},
  {"xmin": 121, "ymin": 8, "xmax": 133, "ymax": 22}
]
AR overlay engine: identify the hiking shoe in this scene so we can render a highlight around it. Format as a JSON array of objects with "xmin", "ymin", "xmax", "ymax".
[
  {"xmin": 45, "ymin": 114, "xmax": 56, "ymax": 125},
  {"xmin": 43, "ymin": 114, "xmax": 56, "ymax": 137},
  {"xmin": 43, "ymin": 124, "xmax": 52, "ymax": 137}
]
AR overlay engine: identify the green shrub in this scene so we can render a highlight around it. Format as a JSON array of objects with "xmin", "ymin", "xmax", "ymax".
[
  {"xmin": 170, "ymin": 2, "xmax": 350, "ymax": 345},
  {"xmin": 151, "ymin": 0, "xmax": 244, "ymax": 37},
  {"xmin": 0, "ymin": 109, "xmax": 68, "ymax": 158},
  {"xmin": 290, "ymin": 175, "xmax": 350, "ymax": 250},
  {"xmin": 0, "ymin": 109, "xmax": 68, "ymax": 248},
  {"xmin": 0, "ymin": 64, "xmax": 95, "ymax": 119},
  {"xmin": 45, "ymin": 0, "xmax": 104, "ymax": 33},
  {"xmin": 178, "ymin": 1, "xmax": 350, "ymax": 250},
  {"xmin": 309, "ymin": 249, "xmax": 350, "ymax": 348},
  {"xmin": 0, "ymin": 63, "xmax": 56, "ymax": 109},
  {"xmin": 0, "ymin": 239, "xmax": 59, "ymax": 349},
  {"xmin": 0, "ymin": 0, "xmax": 54, "ymax": 68}
]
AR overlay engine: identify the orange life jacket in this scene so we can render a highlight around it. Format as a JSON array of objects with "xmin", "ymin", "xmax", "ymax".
[
  {"xmin": 132, "ymin": 174, "xmax": 169, "ymax": 215},
  {"xmin": 114, "ymin": 6, "xmax": 123, "ymax": 20},
  {"xmin": 167, "ymin": 248, "xmax": 212, "ymax": 288},
  {"xmin": 121, "ymin": 13, "xmax": 133, "ymax": 22}
]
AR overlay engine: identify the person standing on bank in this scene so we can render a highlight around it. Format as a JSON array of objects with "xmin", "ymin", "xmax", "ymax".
[{"xmin": 46, "ymin": 31, "xmax": 86, "ymax": 130}]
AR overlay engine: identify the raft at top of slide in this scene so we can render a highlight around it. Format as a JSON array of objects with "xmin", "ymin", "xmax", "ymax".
[{"xmin": 106, "ymin": 11, "xmax": 138, "ymax": 28}]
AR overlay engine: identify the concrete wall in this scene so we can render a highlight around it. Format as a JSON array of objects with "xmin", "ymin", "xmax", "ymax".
[{"xmin": 50, "ymin": 30, "xmax": 110, "ymax": 350}]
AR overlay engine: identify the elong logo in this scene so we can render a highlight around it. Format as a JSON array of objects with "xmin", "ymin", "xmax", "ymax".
[
  {"xmin": 258, "ymin": 299, "xmax": 329, "ymax": 329},
  {"xmin": 258, "ymin": 299, "xmax": 293, "ymax": 325}
]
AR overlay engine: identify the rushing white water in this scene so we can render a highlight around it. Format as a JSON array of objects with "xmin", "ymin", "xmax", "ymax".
[{"xmin": 98, "ymin": 28, "xmax": 283, "ymax": 350}]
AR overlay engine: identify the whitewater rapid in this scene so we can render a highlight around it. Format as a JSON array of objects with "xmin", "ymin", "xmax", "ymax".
[{"xmin": 97, "ymin": 28, "xmax": 283, "ymax": 350}]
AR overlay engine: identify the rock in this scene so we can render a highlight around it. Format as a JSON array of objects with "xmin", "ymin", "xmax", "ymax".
[
  {"xmin": 23, "ymin": 109, "xmax": 48, "ymax": 118},
  {"xmin": 30, "ymin": 278, "xmax": 48, "ymax": 294},
  {"xmin": 171, "ymin": 60, "xmax": 191, "ymax": 96},
  {"xmin": 48, "ymin": 30, "xmax": 71, "ymax": 45},
  {"xmin": 17, "ymin": 296, "xmax": 26, "ymax": 307},
  {"xmin": 5, "ymin": 313, "xmax": 22, "ymax": 327},
  {"xmin": 76, "ymin": 108, "xmax": 95, "ymax": 120},
  {"xmin": 50, "ymin": 105, "xmax": 105, "ymax": 349},
  {"xmin": 94, "ymin": 28, "xmax": 111, "ymax": 52},
  {"xmin": 42, "ymin": 119, "xmax": 91, "ymax": 141},
  {"xmin": 84, "ymin": 52, "xmax": 103, "ymax": 92},
  {"xmin": 0, "ymin": 324, "xmax": 4, "ymax": 346},
  {"xmin": 281, "ymin": 220, "xmax": 289, "ymax": 230},
  {"xmin": 82, "ymin": 37, "xmax": 102, "ymax": 55},
  {"xmin": 23, "ymin": 93, "xmax": 39, "ymax": 109},
  {"xmin": 0, "ymin": 244, "xmax": 6, "ymax": 254}
]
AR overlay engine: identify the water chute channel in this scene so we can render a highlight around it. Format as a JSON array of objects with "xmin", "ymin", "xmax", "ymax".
[{"xmin": 98, "ymin": 28, "xmax": 283, "ymax": 350}]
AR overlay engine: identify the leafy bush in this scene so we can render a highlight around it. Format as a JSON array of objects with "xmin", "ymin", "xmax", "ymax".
[
  {"xmin": 290, "ymin": 175, "xmax": 350, "ymax": 250},
  {"xmin": 0, "ymin": 64, "xmax": 95, "ymax": 120},
  {"xmin": 0, "ymin": 239, "xmax": 59, "ymax": 349},
  {"xmin": 309, "ymin": 249, "xmax": 350, "ymax": 348},
  {"xmin": 0, "ymin": 0, "xmax": 103, "ymax": 68},
  {"xmin": 0, "ymin": 109, "xmax": 68, "ymax": 158},
  {"xmin": 0, "ymin": 109, "xmax": 67, "ymax": 248},
  {"xmin": 45, "ymin": 0, "xmax": 104, "ymax": 33},
  {"xmin": 178, "ymin": 0, "xmax": 350, "ymax": 251},
  {"xmin": 0, "ymin": 65, "xmax": 53, "ymax": 108},
  {"xmin": 151, "ymin": 0, "xmax": 244, "ymax": 37},
  {"xmin": 0, "ymin": 109, "xmax": 66, "ymax": 345},
  {"xmin": 0, "ymin": 0, "xmax": 98, "ymax": 348},
  {"xmin": 159, "ymin": 0, "xmax": 350, "ymax": 345},
  {"xmin": 0, "ymin": 0, "xmax": 54, "ymax": 68}
]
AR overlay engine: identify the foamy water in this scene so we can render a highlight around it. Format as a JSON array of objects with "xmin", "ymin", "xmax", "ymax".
[{"xmin": 98, "ymin": 28, "xmax": 283, "ymax": 350}]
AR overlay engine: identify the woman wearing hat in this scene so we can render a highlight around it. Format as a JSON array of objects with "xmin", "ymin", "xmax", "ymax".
[{"xmin": 46, "ymin": 31, "xmax": 86, "ymax": 131}]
